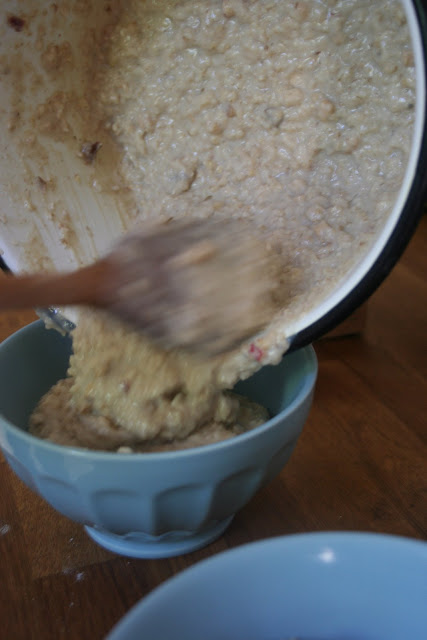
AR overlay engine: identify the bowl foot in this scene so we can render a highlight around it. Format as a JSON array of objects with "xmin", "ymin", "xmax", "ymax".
[{"xmin": 84, "ymin": 516, "xmax": 234, "ymax": 559}]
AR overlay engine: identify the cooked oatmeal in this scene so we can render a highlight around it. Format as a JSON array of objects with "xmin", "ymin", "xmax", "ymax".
[
  {"xmin": 29, "ymin": 0, "xmax": 415, "ymax": 451},
  {"xmin": 29, "ymin": 310, "xmax": 269, "ymax": 451},
  {"xmin": 30, "ymin": 376, "xmax": 268, "ymax": 452},
  {"xmin": 98, "ymin": 0, "xmax": 414, "ymax": 332}
]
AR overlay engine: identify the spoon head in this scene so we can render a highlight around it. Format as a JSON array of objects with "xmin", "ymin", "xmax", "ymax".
[{"xmin": 102, "ymin": 217, "xmax": 281, "ymax": 355}]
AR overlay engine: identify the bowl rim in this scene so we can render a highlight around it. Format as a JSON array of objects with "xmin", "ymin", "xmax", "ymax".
[
  {"xmin": 106, "ymin": 530, "xmax": 427, "ymax": 639},
  {"xmin": 0, "ymin": 320, "xmax": 318, "ymax": 461}
]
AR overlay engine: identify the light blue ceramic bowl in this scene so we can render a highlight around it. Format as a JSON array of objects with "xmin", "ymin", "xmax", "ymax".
[
  {"xmin": 0, "ymin": 321, "xmax": 317, "ymax": 558},
  {"xmin": 107, "ymin": 532, "xmax": 427, "ymax": 640}
]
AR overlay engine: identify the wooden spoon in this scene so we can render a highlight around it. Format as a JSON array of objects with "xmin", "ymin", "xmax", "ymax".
[{"xmin": 0, "ymin": 218, "xmax": 278, "ymax": 354}]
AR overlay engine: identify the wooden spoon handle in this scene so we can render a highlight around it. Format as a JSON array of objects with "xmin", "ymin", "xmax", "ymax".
[{"xmin": 0, "ymin": 262, "xmax": 105, "ymax": 311}]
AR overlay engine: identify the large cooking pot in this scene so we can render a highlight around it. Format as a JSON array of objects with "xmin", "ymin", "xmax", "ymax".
[{"xmin": 0, "ymin": 0, "xmax": 426, "ymax": 350}]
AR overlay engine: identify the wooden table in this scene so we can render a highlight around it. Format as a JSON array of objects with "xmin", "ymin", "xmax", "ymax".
[{"xmin": 1, "ymin": 218, "xmax": 426, "ymax": 640}]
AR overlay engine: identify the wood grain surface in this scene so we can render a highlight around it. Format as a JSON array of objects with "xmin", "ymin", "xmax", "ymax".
[{"xmin": 0, "ymin": 218, "xmax": 426, "ymax": 640}]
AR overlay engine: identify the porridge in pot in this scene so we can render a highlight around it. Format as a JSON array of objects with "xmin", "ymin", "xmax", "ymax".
[
  {"xmin": 97, "ymin": 0, "xmax": 415, "ymax": 331},
  {"xmin": 29, "ymin": 0, "xmax": 415, "ymax": 451}
]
